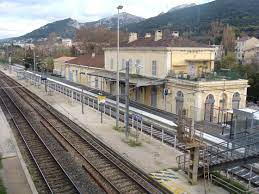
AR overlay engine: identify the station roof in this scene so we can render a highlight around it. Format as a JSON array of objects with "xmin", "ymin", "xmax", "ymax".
[
  {"xmin": 233, "ymin": 108, "xmax": 259, "ymax": 120},
  {"xmin": 54, "ymin": 56, "xmax": 76, "ymax": 63},
  {"xmin": 107, "ymin": 37, "xmax": 211, "ymax": 49},
  {"xmin": 66, "ymin": 54, "xmax": 104, "ymax": 69}
]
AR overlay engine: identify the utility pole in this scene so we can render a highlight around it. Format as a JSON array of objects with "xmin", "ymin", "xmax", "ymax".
[
  {"xmin": 191, "ymin": 92, "xmax": 196, "ymax": 140},
  {"xmin": 163, "ymin": 88, "xmax": 168, "ymax": 111},
  {"xmin": 125, "ymin": 61, "xmax": 130, "ymax": 138},
  {"xmin": 7, "ymin": 45, "xmax": 12, "ymax": 73},
  {"xmin": 116, "ymin": 5, "xmax": 123, "ymax": 129},
  {"xmin": 81, "ymin": 87, "xmax": 84, "ymax": 114},
  {"xmin": 33, "ymin": 49, "xmax": 36, "ymax": 72}
]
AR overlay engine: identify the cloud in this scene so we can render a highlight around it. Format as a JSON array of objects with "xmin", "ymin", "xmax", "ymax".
[{"xmin": 0, "ymin": 0, "xmax": 212, "ymax": 39}]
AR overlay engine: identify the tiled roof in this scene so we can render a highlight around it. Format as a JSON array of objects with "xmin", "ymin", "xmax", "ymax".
[
  {"xmin": 117, "ymin": 37, "xmax": 211, "ymax": 48},
  {"xmin": 238, "ymin": 36, "xmax": 251, "ymax": 42},
  {"xmin": 66, "ymin": 54, "xmax": 104, "ymax": 69},
  {"xmin": 54, "ymin": 56, "xmax": 76, "ymax": 63}
]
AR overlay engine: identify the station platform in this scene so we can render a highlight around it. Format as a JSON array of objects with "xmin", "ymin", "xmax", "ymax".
[{"xmin": 0, "ymin": 106, "xmax": 33, "ymax": 194}]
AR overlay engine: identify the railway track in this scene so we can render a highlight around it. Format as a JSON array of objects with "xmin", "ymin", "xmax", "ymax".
[
  {"xmin": 0, "ymin": 80, "xmax": 80, "ymax": 194},
  {"xmin": 0, "ymin": 71, "xmax": 170, "ymax": 193}
]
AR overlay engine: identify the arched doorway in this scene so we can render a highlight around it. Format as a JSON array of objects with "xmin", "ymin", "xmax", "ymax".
[
  {"xmin": 232, "ymin": 92, "xmax": 241, "ymax": 109},
  {"xmin": 175, "ymin": 91, "xmax": 184, "ymax": 115},
  {"xmin": 204, "ymin": 94, "xmax": 215, "ymax": 122}
]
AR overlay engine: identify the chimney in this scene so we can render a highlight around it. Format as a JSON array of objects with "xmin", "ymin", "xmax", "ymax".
[
  {"xmin": 92, "ymin": 53, "xmax": 95, "ymax": 58},
  {"xmin": 172, "ymin": 31, "xmax": 179, "ymax": 38},
  {"xmin": 128, "ymin": 32, "xmax": 138, "ymax": 43},
  {"xmin": 145, "ymin": 33, "xmax": 151, "ymax": 38},
  {"xmin": 154, "ymin": 30, "xmax": 162, "ymax": 41}
]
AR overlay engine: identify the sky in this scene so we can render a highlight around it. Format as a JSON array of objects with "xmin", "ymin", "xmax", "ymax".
[{"xmin": 0, "ymin": 0, "xmax": 211, "ymax": 39}]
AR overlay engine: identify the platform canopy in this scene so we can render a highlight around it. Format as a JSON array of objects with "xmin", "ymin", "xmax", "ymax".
[
  {"xmin": 185, "ymin": 59, "xmax": 214, "ymax": 62},
  {"xmin": 88, "ymin": 70, "xmax": 166, "ymax": 87}
]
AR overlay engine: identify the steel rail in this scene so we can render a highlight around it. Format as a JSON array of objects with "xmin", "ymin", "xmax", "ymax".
[
  {"xmin": 0, "ymin": 80, "xmax": 81, "ymax": 194},
  {"xmin": 15, "ymin": 82, "xmax": 160, "ymax": 194},
  {"xmin": 0, "ymin": 92, "xmax": 54, "ymax": 194},
  {"xmin": 39, "ymin": 120, "xmax": 121, "ymax": 194}
]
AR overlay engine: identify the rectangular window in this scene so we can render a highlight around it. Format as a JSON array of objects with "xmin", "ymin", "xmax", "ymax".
[
  {"xmin": 122, "ymin": 59, "xmax": 125, "ymax": 70},
  {"xmin": 152, "ymin": 60, "xmax": 157, "ymax": 76},
  {"xmin": 129, "ymin": 59, "xmax": 133, "ymax": 73},
  {"xmin": 136, "ymin": 59, "xmax": 141, "ymax": 74},
  {"xmin": 110, "ymin": 58, "xmax": 114, "ymax": 70},
  {"xmin": 95, "ymin": 77, "xmax": 98, "ymax": 89}
]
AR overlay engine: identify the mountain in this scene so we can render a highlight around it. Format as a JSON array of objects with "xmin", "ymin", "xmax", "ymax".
[
  {"xmin": 1, "ymin": 12, "xmax": 144, "ymax": 43},
  {"xmin": 84, "ymin": 12, "xmax": 145, "ymax": 29},
  {"xmin": 20, "ymin": 18, "xmax": 82, "ymax": 41},
  {"xmin": 168, "ymin": 3, "xmax": 196, "ymax": 12},
  {"xmin": 126, "ymin": 0, "xmax": 259, "ymax": 38}
]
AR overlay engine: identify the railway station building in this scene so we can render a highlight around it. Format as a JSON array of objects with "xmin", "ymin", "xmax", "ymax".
[
  {"xmin": 54, "ymin": 54, "xmax": 105, "ymax": 89},
  {"xmin": 88, "ymin": 31, "xmax": 249, "ymax": 122}
]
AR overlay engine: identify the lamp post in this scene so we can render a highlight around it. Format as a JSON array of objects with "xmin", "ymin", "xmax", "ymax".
[
  {"xmin": 33, "ymin": 49, "xmax": 36, "ymax": 72},
  {"xmin": 125, "ymin": 61, "xmax": 130, "ymax": 138},
  {"xmin": 116, "ymin": 5, "xmax": 123, "ymax": 129}
]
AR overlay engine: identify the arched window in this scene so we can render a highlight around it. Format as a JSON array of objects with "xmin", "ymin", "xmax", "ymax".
[
  {"xmin": 176, "ymin": 91, "xmax": 184, "ymax": 115},
  {"xmin": 205, "ymin": 94, "xmax": 215, "ymax": 122},
  {"xmin": 232, "ymin": 92, "xmax": 241, "ymax": 109}
]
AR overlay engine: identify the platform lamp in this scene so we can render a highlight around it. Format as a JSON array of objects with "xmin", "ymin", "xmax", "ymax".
[{"xmin": 115, "ymin": 5, "xmax": 123, "ymax": 129}]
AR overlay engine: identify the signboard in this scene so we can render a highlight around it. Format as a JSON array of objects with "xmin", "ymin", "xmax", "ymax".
[
  {"xmin": 41, "ymin": 75, "xmax": 47, "ymax": 80},
  {"xmin": 163, "ymin": 88, "xmax": 169, "ymax": 96},
  {"xmin": 98, "ymin": 95, "xmax": 106, "ymax": 104}
]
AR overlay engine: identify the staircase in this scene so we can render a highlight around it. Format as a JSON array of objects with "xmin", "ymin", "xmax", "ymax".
[{"xmin": 177, "ymin": 133, "xmax": 259, "ymax": 174}]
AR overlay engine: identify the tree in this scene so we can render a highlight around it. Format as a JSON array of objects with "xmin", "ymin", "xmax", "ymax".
[
  {"xmin": 45, "ymin": 57, "xmax": 54, "ymax": 72},
  {"xmin": 222, "ymin": 25, "xmax": 236, "ymax": 54},
  {"xmin": 75, "ymin": 27, "xmax": 128, "ymax": 54},
  {"xmin": 220, "ymin": 52, "xmax": 238, "ymax": 69},
  {"xmin": 210, "ymin": 21, "xmax": 224, "ymax": 45},
  {"xmin": 70, "ymin": 45, "xmax": 79, "ymax": 57}
]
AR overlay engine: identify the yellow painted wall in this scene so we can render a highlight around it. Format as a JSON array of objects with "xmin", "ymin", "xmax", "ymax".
[
  {"xmin": 167, "ymin": 79, "xmax": 248, "ymax": 121},
  {"xmin": 105, "ymin": 47, "xmax": 215, "ymax": 79},
  {"xmin": 104, "ymin": 49, "xmax": 170, "ymax": 79},
  {"xmin": 53, "ymin": 62, "xmax": 65, "ymax": 76},
  {"xmin": 64, "ymin": 64, "xmax": 103, "ymax": 89},
  {"xmin": 171, "ymin": 49, "xmax": 215, "ymax": 76}
]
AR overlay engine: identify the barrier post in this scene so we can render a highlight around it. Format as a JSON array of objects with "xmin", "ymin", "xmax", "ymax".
[
  {"xmin": 151, "ymin": 125, "xmax": 153, "ymax": 139},
  {"xmin": 162, "ymin": 129, "xmax": 164, "ymax": 144}
]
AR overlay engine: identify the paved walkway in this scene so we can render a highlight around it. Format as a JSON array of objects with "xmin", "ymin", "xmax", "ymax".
[
  {"xmin": 17, "ymin": 76, "xmax": 182, "ymax": 173},
  {"xmin": 3, "ymin": 69, "xmax": 229, "ymax": 194},
  {"xmin": 0, "ymin": 106, "xmax": 32, "ymax": 194}
]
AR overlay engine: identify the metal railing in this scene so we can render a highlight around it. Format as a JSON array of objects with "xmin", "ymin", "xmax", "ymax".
[{"xmin": 210, "ymin": 174, "xmax": 251, "ymax": 194}]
